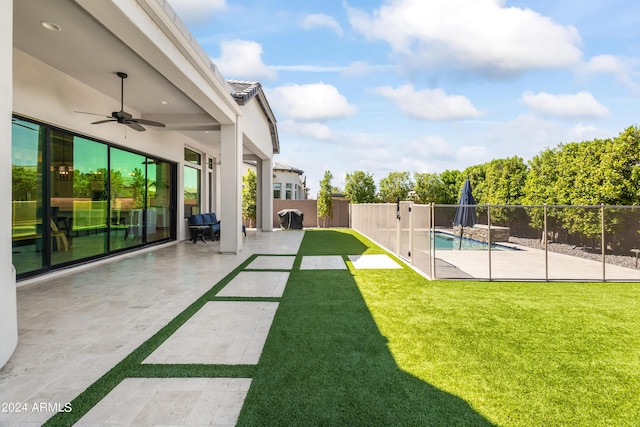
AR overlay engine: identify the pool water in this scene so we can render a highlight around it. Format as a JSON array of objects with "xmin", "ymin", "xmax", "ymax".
[{"xmin": 433, "ymin": 231, "xmax": 515, "ymax": 251}]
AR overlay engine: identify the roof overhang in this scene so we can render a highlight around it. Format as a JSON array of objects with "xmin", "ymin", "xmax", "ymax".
[
  {"xmin": 228, "ymin": 81, "xmax": 280, "ymax": 155},
  {"xmin": 13, "ymin": 0, "xmax": 243, "ymax": 147}
]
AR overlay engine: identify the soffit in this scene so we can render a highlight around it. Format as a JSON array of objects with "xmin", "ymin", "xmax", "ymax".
[{"xmin": 13, "ymin": 0, "xmax": 221, "ymax": 144}]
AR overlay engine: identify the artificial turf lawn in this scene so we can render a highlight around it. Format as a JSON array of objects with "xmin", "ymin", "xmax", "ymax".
[
  {"xmin": 240, "ymin": 229, "xmax": 640, "ymax": 426},
  {"xmin": 45, "ymin": 228, "xmax": 640, "ymax": 426}
]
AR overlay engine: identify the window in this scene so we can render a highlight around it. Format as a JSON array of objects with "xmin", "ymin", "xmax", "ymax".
[
  {"xmin": 184, "ymin": 147, "xmax": 201, "ymax": 165},
  {"xmin": 184, "ymin": 147, "xmax": 202, "ymax": 217},
  {"xmin": 184, "ymin": 166, "xmax": 200, "ymax": 216},
  {"xmin": 285, "ymin": 183, "xmax": 292, "ymax": 200},
  {"xmin": 273, "ymin": 183, "xmax": 281, "ymax": 199}
]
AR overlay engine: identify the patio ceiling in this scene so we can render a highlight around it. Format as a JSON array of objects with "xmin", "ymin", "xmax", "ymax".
[{"xmin": 13, "ymin": 0, "xmax": 234, "ymax": 147}]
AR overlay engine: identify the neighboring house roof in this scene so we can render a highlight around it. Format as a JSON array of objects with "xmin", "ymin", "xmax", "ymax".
[
  {"xmin": 228, "ymin": 80, "xmax": 280, "ymax": 155},
  {"xmin": 274, "ymin": 162, "xmax": 304, "ymax": 175}
]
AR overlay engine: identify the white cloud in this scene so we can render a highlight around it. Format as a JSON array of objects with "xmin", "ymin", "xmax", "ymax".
[
  {"xmin": 568, "ymin": 123, "xmax": 612, "ymax": 142},
  {"xmin": 167, "ymin": 0, "xmax": 226, "ymax": 25},
  {"xmin": 271, "ymin": 64, "xmax": 346, "ymax": 73},
  {"xmin": 522, "ymin": 91, "xmax": 610, "ymax": 119},
  {"xmin": 407, "ymin": 135, "xmax": 453, "ymax": 158},
  {"xmin": 347, "ymin": 0, "xmax": 582, "ymax": 76},
  {"xmin": 266, "ymin": 83, "xmax": 357, "ymax": 120},
  {"xmin": 279, "ymin": 120, "xmax": 335, "ymax": 140},
  {"xmin": 373, "ymin": 84, "xmax": 481, "ymax": 120},
  {"xmin": 300, "ymin": 13, "xmax": 344, "ymax": 37},
  {"xmin": 456, "ymin": 145, "xmax": 488, "ymax": 160},
  {"xmin": 576, "ymin": 55, "xmax": 640, "ymax": 93},
  {"xmin": 342, "ymin": 61, "xmax": 393, "ymax": 77},
  {"xmin": 212, "ymin": 40, "xmax": 276, "ymax": 81}
]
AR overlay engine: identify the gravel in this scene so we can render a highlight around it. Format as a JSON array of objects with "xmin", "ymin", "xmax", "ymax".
[{"xmin": 508, "ymin": 236, "xmax": 640, "ymax": 270}]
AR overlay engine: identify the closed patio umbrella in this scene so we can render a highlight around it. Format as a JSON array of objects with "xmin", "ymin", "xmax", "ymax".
[{"xmin": 453, "ymin": 178, "xmax": 477, "ymax": 249}]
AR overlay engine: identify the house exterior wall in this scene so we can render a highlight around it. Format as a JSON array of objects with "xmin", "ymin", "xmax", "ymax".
[
  {"xmin": 1, "ymin": 0, "xmax": 17, "ymax": 368},
  {"xmin": 240, "ymin": 97, "xmax": 274, "ymax": 160},
  {"xmin": 273, "ymin": 170, "xmax": 306, "ymax": 200}
]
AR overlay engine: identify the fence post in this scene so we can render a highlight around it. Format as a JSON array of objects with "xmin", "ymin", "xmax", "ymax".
[
  {"xmin": 601, "ymin": 204, "xmax": 606, "ymax": 282},
  {"xmin": 488, "ymin": 204, "xmax": 492, "ymax": 281},
  {"xmin": 544, "ymin": 204, "xmax": 548, "ymax": 281},
  {"xmin": 396, "ymin": 199, "xmax": 401, "ymax": 257},
  {"xmin": 431, "ymin": 203, "xmax": 436, "ymax": 279},
  {"xmin": 409, "ymin": 202, "xmax": 414, "ymax": 264}
]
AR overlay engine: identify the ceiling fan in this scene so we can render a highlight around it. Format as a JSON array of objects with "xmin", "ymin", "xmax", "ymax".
[{"xmin": 76, "ymin": 72, "xmax": 165, "ymax": 132}]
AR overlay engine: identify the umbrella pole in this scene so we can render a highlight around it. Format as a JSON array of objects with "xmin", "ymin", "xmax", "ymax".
[{"xmin": 459, "ymin": 225, "xmax": 463, "ymax": 250}]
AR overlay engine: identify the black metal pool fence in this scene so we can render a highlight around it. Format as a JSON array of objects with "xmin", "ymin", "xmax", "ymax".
[{"xmin": 350, "ymin": 202, "xmax": 640, "ymax": 281}]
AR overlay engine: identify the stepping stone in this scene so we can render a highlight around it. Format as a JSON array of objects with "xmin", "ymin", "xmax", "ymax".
[
  {"xmin": 246, "ymin": 255, "xmax": 295, "ymax": 270},
  {"xmin": 217, "ymin": 271, "xmax": 289, "ymax": 297},
  {"xmin": 300, "ymin": 255, "xmax": 346, "ymax": 270},
  {"xmin": 348, "ymin": 254, "xmax": 402, "ymax": 269},
  {"xmin": 77, "ymin": 377, "xmax": 251, "ymax": 426},
  {"xmin": 143, "ymin": 301, "xmax": 278, "ymax": 365}
]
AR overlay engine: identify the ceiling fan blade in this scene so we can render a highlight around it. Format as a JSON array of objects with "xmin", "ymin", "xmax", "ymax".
[
  {"xmin": 74, "ymin": 111, "xmax": 110, "ymax": 118},
  {"xmin": 91, "ymin": 119, "xmax": 117, "ymax": 125},
  {"xmin": 126, "ymin": 121, "xmax": 146, "ymax": 132},
  {"xmin": 132, "ymin": 118, "xmax": 166, "ymax": 128}
]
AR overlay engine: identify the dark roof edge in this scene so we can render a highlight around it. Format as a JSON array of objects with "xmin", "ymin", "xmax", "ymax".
[{"xmin": 228, "ymin": 80, "xmax": 280, "ymax": 154}]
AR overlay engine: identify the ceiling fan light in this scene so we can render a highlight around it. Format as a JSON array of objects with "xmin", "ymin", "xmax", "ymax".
[{"xmin": 41, "ymin": 21, "xmax": 62, "ymax": 32}]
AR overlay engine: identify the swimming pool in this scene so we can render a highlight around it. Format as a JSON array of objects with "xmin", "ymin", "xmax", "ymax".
[{"xmin": 433, "ymin": 231, "xmax": 516, "ymax": 251}]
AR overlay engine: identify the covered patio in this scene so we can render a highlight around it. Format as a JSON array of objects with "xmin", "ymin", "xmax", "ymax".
[{"xmin": 3, "ymin": 0, "xmax": 280, "ymax": 368}]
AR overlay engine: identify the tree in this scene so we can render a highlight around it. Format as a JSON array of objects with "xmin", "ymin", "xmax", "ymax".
[
  {"xmin": 413, "ymin": 172, "xmax": 447, "ymax": 204},
  {"xmin": 130, "ymin": 167, "xmax": 146, "ymax": 208},
  {"xmin": 439, "ymin": 169, "xmax": 464, "ymax": 204},
  {"xmin": 318, "ymin": 170, "xmax": 333, "ymax": 227},
  {"xmin": 344, "ymin": 171, "xmax": 376, "ymax": 203},
  {"xmin": 377, "ymin": 172, "xmax": 413, "ymax": 203},
  {"xmin": 242, "ymin": 168, "xmax": 257, "ymax": 228}
]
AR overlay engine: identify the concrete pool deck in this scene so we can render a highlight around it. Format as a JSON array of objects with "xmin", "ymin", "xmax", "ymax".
[{"xmin": 432, "ymin": 243, "xmax": 640, "ymax": 281}]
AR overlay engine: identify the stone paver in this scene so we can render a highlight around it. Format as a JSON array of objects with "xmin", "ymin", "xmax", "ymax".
[
  {"xmin": 300, "ymin": 255, "xmax": 346, "ymax": 270},
  {"xmin": 143, "ymin": 301, "xmax": 278, "ymax": 365},
  {"xmin": 246, "ymin": 255, "xmax": 295, "ymax": 270},
  {"xmin": 348, "ymin": 254, "xmax": 402, "ymax": 269},
  {"xmin": 77, "ymin": 378, "xmax": 251, "ymax": 426},
  {"xmin": 217, "ymin": 271, "xmax": 289, "ymax": 298}
]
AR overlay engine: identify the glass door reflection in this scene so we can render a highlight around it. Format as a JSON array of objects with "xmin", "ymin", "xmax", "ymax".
[
  {"xmin": 109, "ymin": 148, "xmax": 147, "ymax": 250},
  {"xmin": 147, "ymin": 158, "xmax": 173, "ymax": 243}
]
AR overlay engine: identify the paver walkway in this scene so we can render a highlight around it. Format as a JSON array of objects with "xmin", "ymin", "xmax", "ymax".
[{"xmin": 0, "ymin": 230, "xmax": 303, "ymax": 426}]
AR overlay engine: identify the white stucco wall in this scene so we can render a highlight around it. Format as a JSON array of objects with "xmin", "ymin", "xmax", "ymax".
[
  {"xmin": 1, "ymin": 0, "xmax": 18, "ymax": 369},
  {"xmin": 274, "ymin": 170, "xmax": 306, "ymax": 200},
  {"xmin": 240, "ymin": 96, "xmax": 274, "ymax": 161}
]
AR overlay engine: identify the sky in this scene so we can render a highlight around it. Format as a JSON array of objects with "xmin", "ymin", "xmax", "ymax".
[{"xmin": 167, "ymin": 0, "xmax": 640, "ymax": 196}]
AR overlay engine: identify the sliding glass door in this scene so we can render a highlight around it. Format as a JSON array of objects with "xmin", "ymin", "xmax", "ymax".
[
  {"xmin": 147, "ymin": 159, "xmax": 174, "ymax": 243},
  {"xmin": 11, "ymin": 119, "xmax": 46, "ymax": 276},
  {"xmin": 109, "ymin": 148, "xmax": 146, "ymax": 250},
  {"xmin": 11, "ymin": 116, "xmax": 177, "ymax": 280}
]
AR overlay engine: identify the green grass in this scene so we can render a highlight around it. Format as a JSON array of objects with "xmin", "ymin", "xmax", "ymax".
[{"xmin": 240, "ymin": 229, "xmax": 640, "ymax": 426}]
